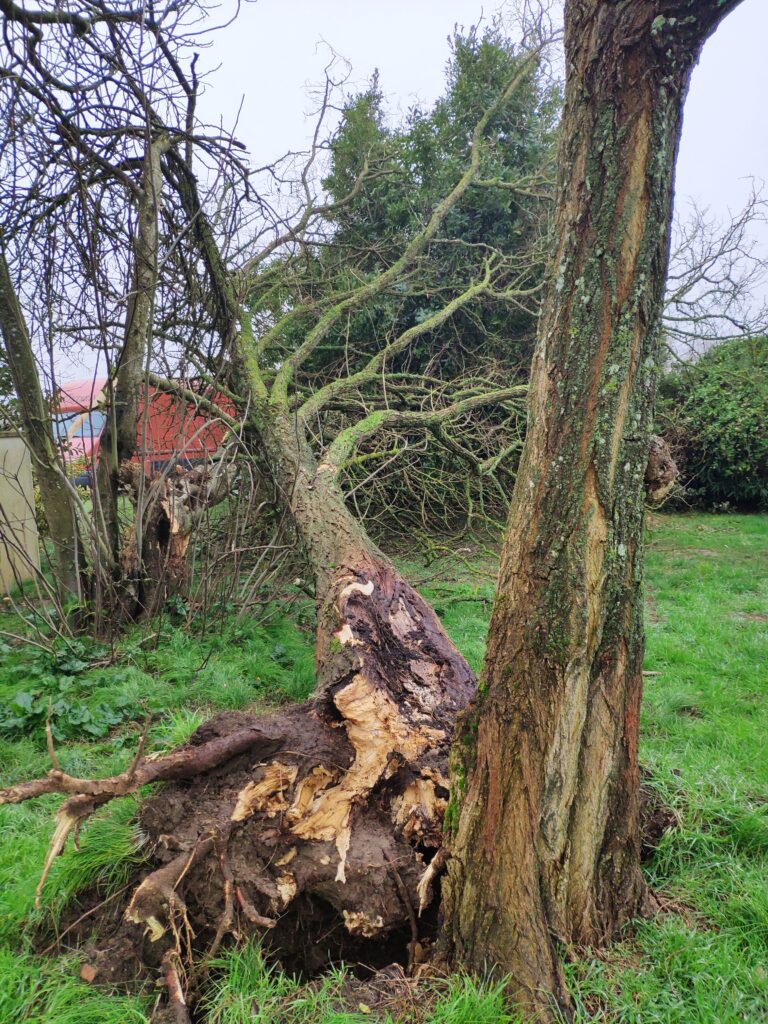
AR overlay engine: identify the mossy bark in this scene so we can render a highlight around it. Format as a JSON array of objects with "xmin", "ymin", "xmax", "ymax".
[
  {"xmin": 442, "ymin": 2, "xmax": 744, "ymax": 1019},
  {"xmin": 94, "ymin": 136, "xmax": 169, "ymax": 623},
  {"xmin": 258, "ymin": 401, "xmax": 475, "ymax": 701}
]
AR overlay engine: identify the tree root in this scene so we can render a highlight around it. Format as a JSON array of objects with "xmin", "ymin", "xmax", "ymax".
[
  {"xmin": 1, "ymin": 558, "xmax": 475, "ymax": 1016},
  {"xmin": 0, "ymin": 724, "xmax": 281, "ymax": 807},
  {"xmin": 158, "ymin": 950, "xmax": 191, "ymax": 1024},
  {"xmin": 0, "ymin": 725, "xmax": 281, "ymax": 908}
]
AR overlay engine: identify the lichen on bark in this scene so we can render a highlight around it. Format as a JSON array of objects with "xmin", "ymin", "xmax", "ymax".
[{"xmin": 442, "ymin": 2, "xmax": 746, "ymax": 1020}]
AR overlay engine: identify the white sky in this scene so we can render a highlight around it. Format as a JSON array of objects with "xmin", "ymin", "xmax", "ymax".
[{"xmin": 201, "ymin": 0, "xmax": 768, "ymax": 226}]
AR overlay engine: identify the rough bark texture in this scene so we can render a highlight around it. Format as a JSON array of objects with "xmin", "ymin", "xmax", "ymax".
[
  {"xmin": 134, "ymin": 455, "xmax": 236, "ymax": 615},
  {"xmin": 114, "ymin": 527, "xmax": 474, "ymax": 974},
  {"xmin": 441, "ymin": 2, "xmax": 743, "ymax": 1019},
  {"xmin": 94, "ymin": 135, "xmax": 169, "ymax": 622},
  {"xmin": 4, "ymin": 16, "xmax": 736, "ymax": 1003}
]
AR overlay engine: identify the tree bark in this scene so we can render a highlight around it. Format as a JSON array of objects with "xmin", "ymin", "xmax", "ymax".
[
  {"xmin": 138, "ymin": 455, "xmax": 236, "ymax": 615},
  {"xmin": 94, "ymin": 135, "xmax": 169, "ymax": 622},
  {"xmin": 0, "ymin": 245, "xmax": 83, "ymax": 601},
  {"xmin": 259, "ymin": 398, "xmax": 476, "ymax": 720},
  {"xmin": 442, "ymin": 2, "xmax": 744, "ymax": 1019}
]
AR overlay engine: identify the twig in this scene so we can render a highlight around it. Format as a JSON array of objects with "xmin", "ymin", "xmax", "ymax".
[
  {"xmin": 45, "ymin": 704, "xmax": 60, "ymax": 771},
  {"xmin": 127, "ymin": 713, "xmax": 152, "ymax": 785},
  {"xmin": 385, "ymin": 853, "xmax": 419, "ymax": 973}
]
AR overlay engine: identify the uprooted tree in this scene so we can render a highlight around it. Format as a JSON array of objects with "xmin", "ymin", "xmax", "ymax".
[
  {"xmin": 0, "ymin": 0, "xmax": 551, "ymax": 1004},
  {"xmin": 0, "ymin": 3, "xmax": 556, "ymax": 629},
  {"xmin": 0, "ymin": 0, "xmax": 743, "ymax": 1020}
]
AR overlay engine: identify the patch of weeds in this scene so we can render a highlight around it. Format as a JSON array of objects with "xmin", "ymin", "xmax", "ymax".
[
  {"xmin": 0, "ymin": 640, "xmax": 142, "ymax": 742},
  {"xmin": 0, "ymin": 685, "xmax": 137, "ymax": 741}
]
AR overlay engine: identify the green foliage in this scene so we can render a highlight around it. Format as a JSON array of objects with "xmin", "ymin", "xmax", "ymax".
[
  {"xmin": 658, "ymin": 337, "xmax": 768, "ymax": 509},
  {"xmin": 245, "ymin": 24, "xmax": 560, "ymax": 538},
  {"xmin": 0, "ymin": 638, "xmax": 139, "ymax": 741},
  {"xmin": 321, "ymin": 23, "xmax": 559, "ymax": 377},
  {"xmin": 427, "ymin": 976, "xmax": 520, "ymax": 1024},
  {"xmin": 199, "ymin": 943, "xmax": 364, "ymax": 1024},
  {"xmin": 0, "ymin": 794, "xmax": 146, "ymax": 945}
]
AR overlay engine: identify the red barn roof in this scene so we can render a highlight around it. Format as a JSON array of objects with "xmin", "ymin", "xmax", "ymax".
[{"xmin": 56, "ymin": 378, "xmax": 107, "ymax": 412}]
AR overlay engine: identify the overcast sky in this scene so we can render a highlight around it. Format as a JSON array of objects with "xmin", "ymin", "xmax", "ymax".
[
  {"xmin": 200, "ymin": 0, "xmax": 767, "ymax": 227},
  {"xmin": 57, "ymin": 1, "xmax": 767, "ymax": 380}
]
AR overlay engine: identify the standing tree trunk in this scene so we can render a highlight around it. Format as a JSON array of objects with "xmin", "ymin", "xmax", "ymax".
[
  {"xmin": 442, "ymin": 2, "xmax": 744, "ymax": 1019},
  {"xmin": 94, "ymin": 134, "xmax": 170, "ymax": 623},
  {"xmin": 0, "ymin": 245, "xmax": 83, "ymax": 601}
]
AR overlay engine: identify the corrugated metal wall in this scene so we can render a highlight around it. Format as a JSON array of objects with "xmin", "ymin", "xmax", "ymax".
[{"xmin": 0, "ymin": 433, "xmax": 40, "ymax": 593}]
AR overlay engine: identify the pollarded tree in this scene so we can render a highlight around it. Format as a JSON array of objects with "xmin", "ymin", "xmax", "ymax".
[{"xmin": 443, "ymin": 1, "xmax": 746, "ymax": 1020}]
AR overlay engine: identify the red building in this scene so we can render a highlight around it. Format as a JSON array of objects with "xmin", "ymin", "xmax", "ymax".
[{"xmin": 53, "ymin": 377, "xmax": 233, "ymax": 481}]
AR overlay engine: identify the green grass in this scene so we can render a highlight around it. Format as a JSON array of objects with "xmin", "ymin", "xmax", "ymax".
[
  {"xmin": 199, "ymin": 942, "xmax": 521, "ymax": 1024},
  {"xmin": 0, "ymin": 514, "xmax": 765, "ymax": 1021},
  {"xmin": 0, "ymin": 948, "xmax": 149, "ymax": 1024},
  {"xmin": 566, "ymin": 514, "xmax": 768, "ymax": 1022},
  {"xmin": 0, "ymin": 597, "xmax": 318, "ymax": 1022}
]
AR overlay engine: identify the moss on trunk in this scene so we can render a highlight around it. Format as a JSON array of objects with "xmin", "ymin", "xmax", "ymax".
[{"xmin": 442, "ymin": 2, "xmax": 745, "ymax": 1019}]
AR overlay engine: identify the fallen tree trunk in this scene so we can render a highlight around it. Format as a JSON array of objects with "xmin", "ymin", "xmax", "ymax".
[{"xmin": 1, "ymin": 429, "xmax": 475, "ymax": 1000}]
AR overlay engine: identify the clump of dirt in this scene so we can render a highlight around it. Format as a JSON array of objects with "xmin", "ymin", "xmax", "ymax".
[{"xmin": 639, "ymin": 782, "xmax": 679, "ymax": 860}]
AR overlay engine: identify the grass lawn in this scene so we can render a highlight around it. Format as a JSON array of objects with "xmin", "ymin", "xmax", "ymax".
[{"xmin": 0, "ymin": 513, "xmax": 766, "ymax": 1023}]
